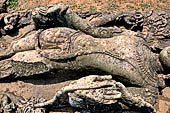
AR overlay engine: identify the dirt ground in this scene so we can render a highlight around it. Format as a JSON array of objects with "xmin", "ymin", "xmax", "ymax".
[
  {"xmin": 17, "ymin": 0, "xmax": 170, "ymax": 11},
  {"xmin": 1, "ymin": 0, "xmax": 170, "ymax": 113}
]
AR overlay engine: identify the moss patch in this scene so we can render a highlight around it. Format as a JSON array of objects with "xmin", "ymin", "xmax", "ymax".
[{"xmin": 6, "ymin": 0, "xmax": 18, "ymax": 10}]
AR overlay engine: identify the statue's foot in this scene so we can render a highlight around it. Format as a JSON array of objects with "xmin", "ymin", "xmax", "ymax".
[
  {"xmin": 67, "ymin": 75, "xmax": 121, "ymax": 107},
  {"xmin": 65, "ymin": 75, "xmax": 156, "ymax": 113},
  {"xmin": 33, "ymin": 75, "xmax": 120, "ymax": 108},
  {"xmin": 33, "ymin": 75, "xmax": 155, "ymax": 112}
]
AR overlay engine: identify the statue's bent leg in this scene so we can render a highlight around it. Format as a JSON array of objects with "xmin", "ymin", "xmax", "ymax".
[{"xmin": 33, "ymin": 75, "xmax": 155, "ymax": 112}]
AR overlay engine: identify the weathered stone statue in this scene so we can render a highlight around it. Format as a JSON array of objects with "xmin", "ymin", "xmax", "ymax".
[{"xmin": 0, "ymin": 3, "xmax": 170, "ymax": 113}]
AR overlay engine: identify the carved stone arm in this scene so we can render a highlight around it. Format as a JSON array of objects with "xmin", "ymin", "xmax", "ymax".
[{"xmin": 32, "ymin": 3, "xmax": 123, "ymax": 38}]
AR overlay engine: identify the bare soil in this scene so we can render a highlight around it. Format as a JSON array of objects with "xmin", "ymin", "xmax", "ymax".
[
  {"xmin": 1, "ymin": 0, "xmax": 170, "ymax": 113},
  {"xmin": 18, "ymin": 0, "xmax": 170, "ymax": 11}
]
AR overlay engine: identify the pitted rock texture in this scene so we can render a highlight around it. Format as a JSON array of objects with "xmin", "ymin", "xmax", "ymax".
[{"xmin": 0, "ymin": 1, "xmax": 170, "ymax": 113}]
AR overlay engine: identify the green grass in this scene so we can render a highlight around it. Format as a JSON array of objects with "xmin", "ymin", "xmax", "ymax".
[
  {"xmin": 126, "ymin": 5, "xmax": 134, "ymax": 9},
  {"xmin": 79, "ymin": 4, "xmax": 87, "ymax": 11},
  {"xmin": 141, "ymin": 3, "xmax": 151, "ymax": 10},
  {"xmin": 93, "ymin": 0, "xmax": 97, "ymax": 3},
  {"xmin": 107, "ymin": 4, "xmax": 119, "ymax": 10},
  {"xmin": 70, "ymin": 3, "xmax": 77, "ymax": 10},
  {"xmin": 6, "ymin": 0, "xmax": 18, "ymax": 10},
  {"xmin": 89, "ymin": 6, "xmax": 96, "ymax": 12}
]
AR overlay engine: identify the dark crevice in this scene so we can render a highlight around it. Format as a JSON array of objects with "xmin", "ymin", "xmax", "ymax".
[
  {"xmin": 150, "ymin": 47, "xmax": 162, "ymax": 54},
  {"xmin": 99, "ymin": 18, "xmax": 143, "ymax": 32},
  {"xmin": 0, "ymin": 16, "xmax": 5, "ymax": 37},
  {"xmin": 165, "ymin": 79, "xmax": 170, "ymax": 87},
  {"xmin": 0, "ymin": 74, "xmax": 17, "ymax": 83},
  {"xmin": 76, "ymin": 11, "xmax": 104, "ymax": 19},
  {"xmin": 0, "ymin": 53, "xmax": 15, "ymax": 61}
]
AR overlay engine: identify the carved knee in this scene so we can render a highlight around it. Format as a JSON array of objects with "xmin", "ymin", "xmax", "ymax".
[{"xmin": 160, "ymin": 46, "xmax": 170, "ymax": 68}]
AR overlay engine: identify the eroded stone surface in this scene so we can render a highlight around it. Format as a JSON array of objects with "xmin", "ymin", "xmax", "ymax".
[{"xmin": 0, "ymin": 2, "xmax": 170, "ymax": 113}]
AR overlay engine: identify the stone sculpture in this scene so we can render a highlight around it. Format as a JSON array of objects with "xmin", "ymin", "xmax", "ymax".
[{"xmin": 0, "ymin": 3, "xmax": 170, "ymax": 113}]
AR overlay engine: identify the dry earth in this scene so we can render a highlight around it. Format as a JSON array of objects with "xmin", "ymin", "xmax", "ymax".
[
  {"xmin": 18, "ymin": 0, "xmax": 170, "ymax": 11},
  {"xmin": 0, "ymin": 0, "xmax": 170, "ymax": 113}
]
